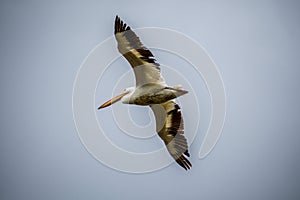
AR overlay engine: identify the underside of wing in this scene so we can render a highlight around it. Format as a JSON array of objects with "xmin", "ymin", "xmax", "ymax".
[
  {"xmin": 150, "ymin": 101, "xmax": 192, "ymax": 170},
  {"xmin": 114, "ymin": 16, "xmax": 165, "ymax": 86}
]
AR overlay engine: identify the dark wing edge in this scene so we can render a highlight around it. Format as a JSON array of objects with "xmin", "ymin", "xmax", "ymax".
[
  {"xmin": 114, "ymin": 15, "xmax": 160, "ymax": 68},
  {"xmin": 150, "ymin": 101, "xmax": 192, "ymax": 170}
]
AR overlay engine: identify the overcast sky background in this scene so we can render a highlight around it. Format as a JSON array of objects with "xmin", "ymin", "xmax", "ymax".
[{"xmin": 1, "ymin": 0, "xmax": 300, "ymax": 200}]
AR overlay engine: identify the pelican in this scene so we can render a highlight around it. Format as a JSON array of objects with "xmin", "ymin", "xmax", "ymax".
[{"xmin": 98, "ymin": 16, "xmax": 192, "ymax": 170}]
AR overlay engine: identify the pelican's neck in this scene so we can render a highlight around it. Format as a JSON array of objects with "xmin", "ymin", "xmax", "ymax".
[{"xmin": 121, "ymin": 87, "xmax": 135, "ymax": 104}]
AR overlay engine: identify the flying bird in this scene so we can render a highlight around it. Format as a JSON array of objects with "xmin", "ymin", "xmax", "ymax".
[{"xmin": 98, "ymin": 16, "xmax": 192, "ymax": 170}]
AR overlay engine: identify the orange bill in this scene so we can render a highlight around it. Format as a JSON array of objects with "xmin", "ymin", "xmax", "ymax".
[{"xmin": 98, "ymin": 91, "xmax": 128, "ymax": 109}]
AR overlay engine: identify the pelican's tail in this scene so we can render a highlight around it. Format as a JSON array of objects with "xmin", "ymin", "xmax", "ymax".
[{"xmin": 165, "ymin": 85, "xmax": 188, "ymax": 97}]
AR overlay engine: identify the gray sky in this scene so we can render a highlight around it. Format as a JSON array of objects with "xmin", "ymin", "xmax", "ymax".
[{"xmin": 0, "ymin": 0, "xmax": 300, "ymax": 200}]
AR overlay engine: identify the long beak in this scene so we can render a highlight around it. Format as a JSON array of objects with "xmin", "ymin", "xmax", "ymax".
[{"xmin": 98, "ymin": 91, "xmax": 128, "ymax": 110}]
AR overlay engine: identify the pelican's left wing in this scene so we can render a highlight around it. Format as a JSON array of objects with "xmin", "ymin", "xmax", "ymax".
[
  {"xmin": 150, "ymin": 101, "xmax": 192, "ymax": 170},
  {"xmin": 114, "ymin": 16, "xmax": 166, "ymax": 86}
]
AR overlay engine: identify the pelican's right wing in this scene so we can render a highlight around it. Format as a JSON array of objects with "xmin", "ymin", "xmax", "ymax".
[
  {"xmin": 150, "ymin": 101, "xmax": 192, "ymax": 170},
  {"xmin": 114, "ymin": 16, "xmax": 166, "ymax": 86}
]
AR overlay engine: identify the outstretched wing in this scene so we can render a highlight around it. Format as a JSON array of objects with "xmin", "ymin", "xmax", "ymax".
[
  {"xmin": 150, "ymin": 101, "xmax": 192, "ymax": 170},
  {"xmin": 114, "ymin": 16, "xmax": 166, "ymax": 86}
]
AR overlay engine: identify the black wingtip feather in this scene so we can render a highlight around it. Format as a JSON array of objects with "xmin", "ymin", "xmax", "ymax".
[
  {"xmin": 114, "ymin": 15, "xmax": 131, "ymax": 34},
  {"xmin": 184, "ymin": 150, "xmax": 190, "ymax": 157},
  {"xmin": 176, "ymin": 155, "xmax": 192, "ymax": 170}
]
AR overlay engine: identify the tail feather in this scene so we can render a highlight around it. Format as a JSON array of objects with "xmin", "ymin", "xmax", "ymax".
[{"xmin": 164, "ymin": 86, "xmax": 188, "ymax": 97}]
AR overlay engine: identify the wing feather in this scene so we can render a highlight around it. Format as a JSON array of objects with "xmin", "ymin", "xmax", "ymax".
[
  {"xmin": 150, "ymin": 101, "xmax": 192, "ymax": 170},
  {"xmin": 114, "ymin": 16, "xmax": 165, "ymax": 86}
]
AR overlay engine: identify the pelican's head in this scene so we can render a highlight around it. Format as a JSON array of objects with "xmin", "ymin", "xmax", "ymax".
[{"xmin": 98, "ymin": 87, "xmax": 135, "ymax": 109}]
